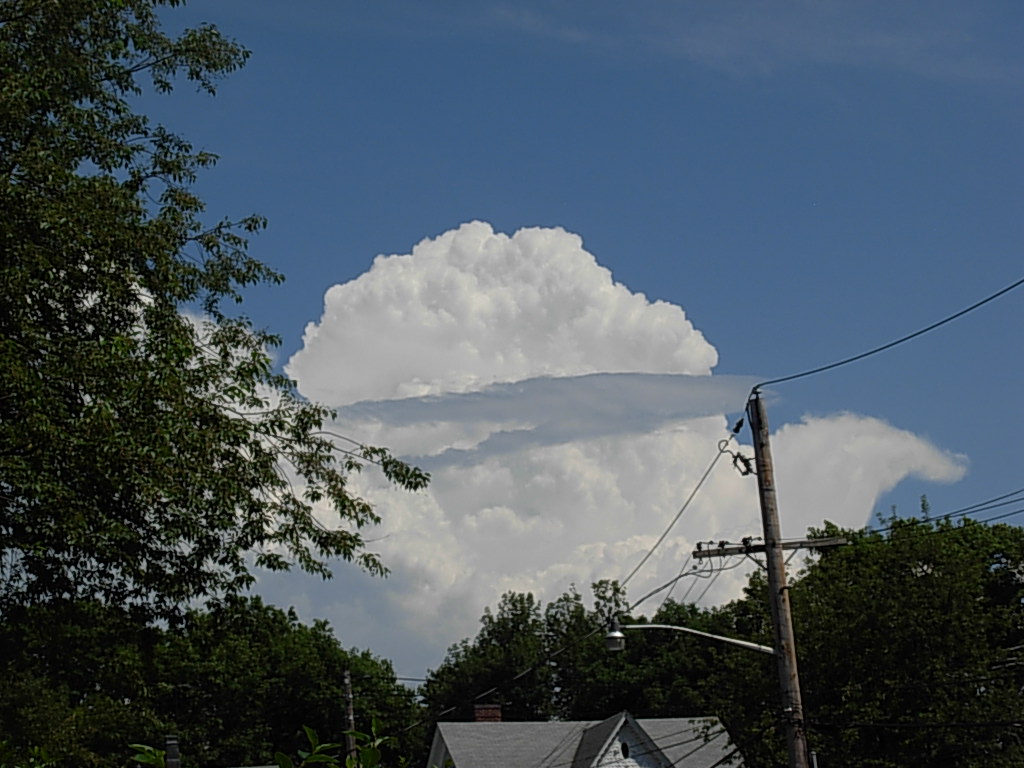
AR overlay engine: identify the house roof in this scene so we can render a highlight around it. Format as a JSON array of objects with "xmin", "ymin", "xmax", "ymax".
[
  {"xmin": 430, "ymin": 720, "xmax": 588, "ymax": 768},
  {"xmin": 571, "ymin": 712, "xmax": 625, "ymax": 768},
  {"xmin": 640, "ymin": 718, "xmax": 740, "ymax": 767},
  {"xmin": 427, "ymin": 712, "xmax": 742, "ymax": 768}
]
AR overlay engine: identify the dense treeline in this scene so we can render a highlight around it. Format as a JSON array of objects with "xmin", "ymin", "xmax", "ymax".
[
  {"xmin": 3, "ymin": 515, "xmax": 1020, "ymax": 767},
  {"xmin": 423, "ymin": 515, "xmax": 1024, "ymax": 768},
  {"xmin": 0, "ymin": 596, "xmax": 421, "ymax": 768}
]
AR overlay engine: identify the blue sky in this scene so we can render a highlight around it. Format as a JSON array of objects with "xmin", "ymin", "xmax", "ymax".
[{"xmin": 151, "ymin": 2, "xmax": 1022, "ymax": 677}]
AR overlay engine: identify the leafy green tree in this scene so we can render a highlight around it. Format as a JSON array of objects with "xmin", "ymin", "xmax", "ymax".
[
  {"xmin": 0, "ymin": 597, "xmax": 422, "ymax": 768},
  {"xmin": 677, "ymin": 577, "xmax": 784, "ymax": 768},
  {"xmin": 793, "ymin": 516, "xmax": 1024, "ymax": 768},
  {"xmin": 541, "ymin": 585, "xmax": 605, "ymax": 719},
  {"xmin": 421, "ymin": 583, "xmax": 713, "ymax": 725},
  {"xmin": 542, "ymin": 580, "xmax": 675, "ymax": 721},
  {"xmin": 0, "ymin": 601, "xmax": 165, "ymax": 767},
  {"xmin": 0, "ymin": 0, "xmax": 427, "ymax": 622},
  {"xmin": 153, "ymin": 596, "xmax": 421, "ymax": 768},
  {"xmin": 421, "ymin": 592, "xmax": 553, "ymax": 723},
  {"xmin": 1, "ymin": 3, "xmax": 428, "ymax": 763}
]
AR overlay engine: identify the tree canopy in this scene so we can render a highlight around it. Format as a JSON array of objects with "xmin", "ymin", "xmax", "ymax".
[
  {"xmin": 793, "ymin": 515, "xmax": 1024, "ymax": 767},
  {"xmin": 0, "ymin": 597, "xmax": 421, "ymax": 768},
  {"xmin": 0, "ymin": 0, "xmax": 427, "ymax": 622}
]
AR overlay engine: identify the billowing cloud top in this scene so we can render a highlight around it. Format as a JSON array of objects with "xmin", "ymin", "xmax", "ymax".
[
  {"xmin": 271, "ymin": 222, "xmax": 967, "ymax": 676},
  {"xmin": 287, "ymin": 222, "xmax": 717, "ymax": 405}
]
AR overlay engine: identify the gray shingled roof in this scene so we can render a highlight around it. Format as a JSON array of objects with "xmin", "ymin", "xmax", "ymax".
[
  {"xmin": 640, "ymin": 718, "xmax": 741, "ymax": 767},
  {"xmin": 571, "ymin": 712, "xmax": 624, "ymax": 768},
  {"xmin": 427, "ymin": 713, "xmax": 743, "ymax": 768},
  {"xmin": 432, "ymin": 721, "xmax": 588, "ymax": 768}
]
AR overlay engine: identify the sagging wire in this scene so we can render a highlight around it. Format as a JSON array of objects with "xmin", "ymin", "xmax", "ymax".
[
  {"xmin": 751, "ymin": 274, "xmax": 1024, "ymax": 391},
  {"xmin": 621, "ymin": 417, "xmax": 747, "ymax": 589},
  {"xmin": 657, "ymin": 554, "xmax": 692, "ymax": 612}
]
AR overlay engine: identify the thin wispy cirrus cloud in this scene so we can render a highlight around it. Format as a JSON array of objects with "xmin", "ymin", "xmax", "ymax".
[
  {"xmin": 483, "ymin": 1, "xmax": 1018, "ymax": 83},
  {"xmin": 270, "ymin": 222, "xmax": 966, "ymax": 675}
]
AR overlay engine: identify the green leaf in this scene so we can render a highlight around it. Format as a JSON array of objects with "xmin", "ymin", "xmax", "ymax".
[
  {"xmin": 303, "ymin": 725, "xmax": 319, "ymax": 749},
  {"xmin": 359, "ymin": 746, "xmax": 381, "ymax": 768},
  {"xmin": 313, "ymin": 743, "xmax": 345, "ymax": 754},
  {"xmin": 301, "ymin": 755, "xmax": 338, "ymax": 765}
]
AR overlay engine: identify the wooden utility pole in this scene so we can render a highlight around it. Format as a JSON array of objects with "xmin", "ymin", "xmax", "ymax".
[
  {"xmin": 747, "ymin": 391, "xmax": 810, "ymax": 768},
  {"xmin": 344, "ymin": 669, "xmax": 357, "ymax": 759}
]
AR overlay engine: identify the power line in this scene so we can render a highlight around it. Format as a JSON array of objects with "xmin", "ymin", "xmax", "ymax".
[
  {"xmin": 621, "ymin": 425, "xmax": 744, "ymax": 588},
  {"xmin": 405, "ymin": 280, "xmax": 1024, "ymax": 741},
  {"xmin": 627, "ymin": 555, "xmax": 747, "ymax": 614},
  {"xmin": 974, "ymin": 506, "xmax": 1024, "ymax": 526},
  {"xmin": 811, "ymin": 719, "xmax": 1023, "ymax": 730},
  {"xmin": 678, "ymin": 562, "xmax": 706, "ymax": 604},
  {"xmin": 692, "ymin": 562, "xmax": 726, "ymax": 605},
  {"xmin": 308, "ymin": 429, "xmax": 397, "ymax": 470},
  {"xmin": 703, "ymin": 748, "xmax": 742, "ymax": 768},
  {"xmin": 910, "ymin": 505, "xmax": 1024, "ymax": 532},
  {"xmin": 867, "ymin": 486, "xmax": 1024, "ymax": 536},
  {"xmin": 752, "ymin": 274, "xmax": 1024, "ymax": 390},
  {"xmin": 629, "ymin": 558, "xmax": 705, "ymax": 612},
  {"xmin": 531, "ymin": 722, "xmax": 589, "ymax": 768},
  {"xmin": 657, "ymin": 554, "xmax": 692, "ymax": 611},
  {"xmin": 636, "ymin": 549, "xmax": 762, "ymax": 612},
  {"xmin": 820, "ymin": 666, "xmax": 1024, "ymax": 698},
  {"xmin": 410, "ymin": 508, "xmax": 1024, "ymax": 747},
  {"xmin": 349, "ymin": 672, "xmax": 427, "ymax": 683},
  {"xmin": 857, "ymin": 504, "xmax": 1024, "ymax": 544},
  {"xmin": 415, "ymin": 491, "xmax": 1024, "ymax": 735},
  {"xmin": 410, "ymin": 565, "xmax": 742, "ymax": 736}
]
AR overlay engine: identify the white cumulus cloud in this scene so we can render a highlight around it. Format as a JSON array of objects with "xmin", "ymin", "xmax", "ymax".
[
  {"xmin": 287, "ymin": 222, "xmax": 717, "ymax": 404},
  {"xmin": 270, "ymin": 222, "xmax": 968, "ymax": 676}
]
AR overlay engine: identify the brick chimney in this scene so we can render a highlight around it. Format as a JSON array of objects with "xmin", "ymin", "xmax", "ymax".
[{"xmin": 474, "ymin": 703, "xmax": 502, "ymax": 722}]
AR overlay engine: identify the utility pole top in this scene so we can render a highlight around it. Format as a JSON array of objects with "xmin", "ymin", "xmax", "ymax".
[{"xmin": 693, "ymin": 536, "xmax": 848, "ymax": 559}]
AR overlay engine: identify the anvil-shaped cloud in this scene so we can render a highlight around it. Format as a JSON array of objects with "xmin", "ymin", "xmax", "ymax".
[{"xmin": 272, "ymin": 222, "xmax": 966, "ymax": 675}]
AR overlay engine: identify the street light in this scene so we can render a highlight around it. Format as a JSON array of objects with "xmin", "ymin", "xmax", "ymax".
[{"xmin": 605, "ymin": 617, "xmax": 775, "ymax": 656}]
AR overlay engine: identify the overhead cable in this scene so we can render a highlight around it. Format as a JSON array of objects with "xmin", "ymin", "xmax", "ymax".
[
  {"xmin": 867, "ymin": 486, "xmax": 1024, "ymax": 536},
  {"xmin": 657, "ymin": 554, "xmax": 692, "ymax": 611},
  {"xmin": 621, "ymin": 425, "xmax": 743, "ymax": 588},
  {"xmin": 753, "ymin": 274, "xmax": 1024, "ymax": 391}
]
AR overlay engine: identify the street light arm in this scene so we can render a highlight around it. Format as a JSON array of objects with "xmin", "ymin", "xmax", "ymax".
[{"xmin": 618, "ymin": 623, "xmax": 776, "ymax": 656}]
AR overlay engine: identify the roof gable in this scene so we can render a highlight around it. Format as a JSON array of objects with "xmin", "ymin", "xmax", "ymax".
[
  {"xmin": 572, "ymin": 712, "xmax": 625, "ymax": 768},
  {"xmin": 591, "ymin": 713, "xmax": 673, "ymax": 768},
  {"xmin": 426, "ymin": 713, "xmax": 743, "ymax": 768},
  {"xmin": 572, "ymin": 711, "xmax": 678, "ymax": 768}
]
